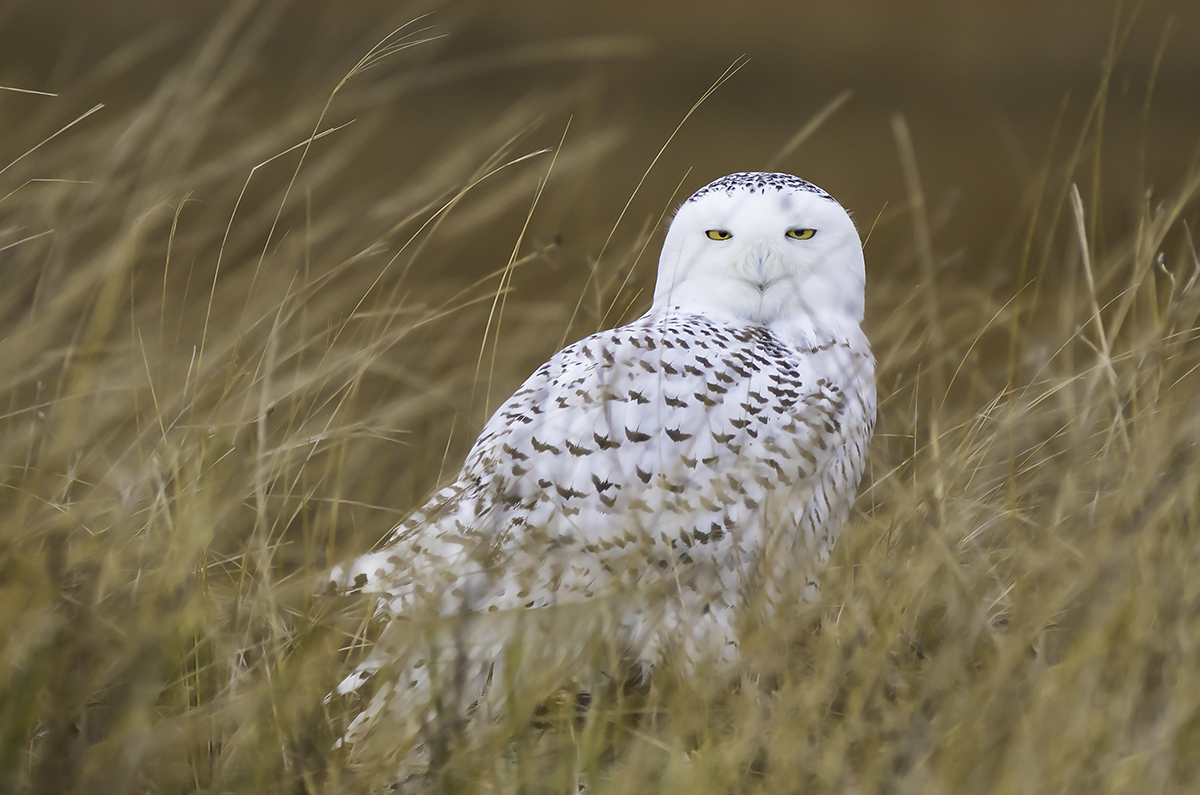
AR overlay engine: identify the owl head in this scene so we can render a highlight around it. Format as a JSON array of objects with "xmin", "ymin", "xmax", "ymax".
[{"xmin": 652, "ymin": 172, "xmax": 866, "ymax": 332}]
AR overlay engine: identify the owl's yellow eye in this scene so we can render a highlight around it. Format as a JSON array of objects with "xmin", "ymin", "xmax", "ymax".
[
  {"xmin": 786, "ymin": 228, "xmax": 816, "ymax": 240},
  {"xmin": 705, "ymin": 229, "xmax": 733, "ymax": 240}
]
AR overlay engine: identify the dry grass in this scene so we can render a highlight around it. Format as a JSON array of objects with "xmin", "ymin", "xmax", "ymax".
[{"xmin": 2, "ymin": 7, "xmax": 1200, "ymax": 794}]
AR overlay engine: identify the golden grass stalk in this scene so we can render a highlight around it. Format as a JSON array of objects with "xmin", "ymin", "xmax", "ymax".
[{"xmin": 1, "ymin": 7, "xmax": 1199, "ymax": 794}]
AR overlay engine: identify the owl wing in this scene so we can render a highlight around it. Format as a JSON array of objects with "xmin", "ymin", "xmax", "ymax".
[{"xmin": 332, "ymin": 314, "xmax": 871, "ymax": 620}]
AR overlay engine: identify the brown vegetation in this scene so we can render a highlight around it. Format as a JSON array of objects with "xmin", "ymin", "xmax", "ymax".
[{"xmin": 1, "ymin": 2, "xmax": 1199, "ymax": 792}]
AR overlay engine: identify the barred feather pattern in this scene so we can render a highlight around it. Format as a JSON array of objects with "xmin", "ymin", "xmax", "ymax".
[{"xmin": 333, "ymin": 309, "xmax": 874, "ymax": 740}]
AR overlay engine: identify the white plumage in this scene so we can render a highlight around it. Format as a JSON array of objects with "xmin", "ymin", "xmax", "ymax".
[{"xmin": 332, "ymin": 172, "xmax": 875, "ymax": 747}]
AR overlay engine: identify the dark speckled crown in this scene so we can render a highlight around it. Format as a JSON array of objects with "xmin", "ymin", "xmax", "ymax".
[{"xmin": 685, "ymin": 172, "xmax": 835, "ymax": 204}]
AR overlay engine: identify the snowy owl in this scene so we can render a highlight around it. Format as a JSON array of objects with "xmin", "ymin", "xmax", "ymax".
[{"xmin": 331, "ymin": 172, "xmax": 875, "ymax": 748}]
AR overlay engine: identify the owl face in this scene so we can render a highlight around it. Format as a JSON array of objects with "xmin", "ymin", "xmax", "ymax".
[{"xmin": 652, "ymin": 173, "xmax": 865, "ymax": 330}]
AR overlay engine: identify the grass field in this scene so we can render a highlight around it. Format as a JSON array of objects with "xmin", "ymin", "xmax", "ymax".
[{"xmin": 2, "ymin": 6, "xmax": 1200, "ymax": 793}]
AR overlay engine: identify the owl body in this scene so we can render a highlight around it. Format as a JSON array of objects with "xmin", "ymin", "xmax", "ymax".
[{"xmin": 333, "ymin": 172, "xmax": 875, "ymax": 745}]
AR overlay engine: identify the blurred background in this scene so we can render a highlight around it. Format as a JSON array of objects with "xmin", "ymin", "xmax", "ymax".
[{"xmin": 4, "ymin": 0, "xmax": 1198, "ymax": 273}]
